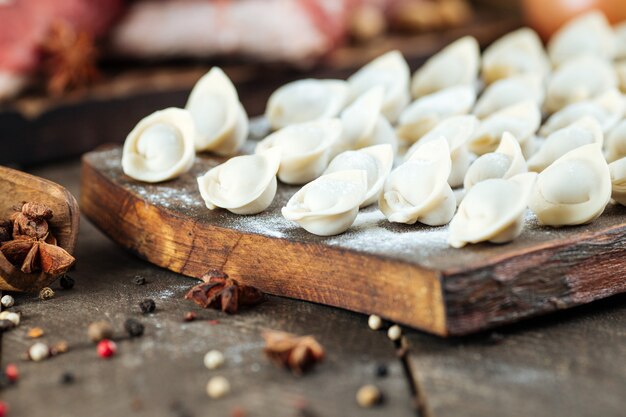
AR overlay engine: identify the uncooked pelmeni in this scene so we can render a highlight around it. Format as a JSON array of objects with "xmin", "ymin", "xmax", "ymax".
[
  {"xmin": 265, "ymin": 79, "xmax": 349, "ymax": 130},
  {"xmin": 411, "ymin": 36, "xmax": 479, "ymax": 99},
  {"xmin": 449, "ymin": 172, "xmax": 537, "ymax": 248},
  {"xmin": 468, "ymin": 100, "xmax": 541, "ymax": 156},
  {"xmin": 464, "ymin": 132, "xmax": 527, "ymax": 190},
  {"xmin": 282, "ymin": 170, "xmax": 368, "ymax": 236},
  {"xmin": 380, "ymin": 137, "xmax": 455, "ymax": 226},
  {"xmin": 122, "ymin": 108, "xmax": 196, "ymax": 183},
  {"xmin": 196, "ymin": 149, "xmax": 281, "ymax": 215},
  {"xmin": 544, "ymin": 55, "xmax": 617, "ymax": 114},
  {"xmin": 405, "ymin": 115, "xmax": 479, "ymax": 187},
  {"xmin": 255, "ymin": 119, "xmax": 342, "ymax": 185},
  {"xmin": 528, "ymin": 117, "xmax": 603, "ymax": 172},
  {"xmin": 605, "ymin": 120, "xmax": 626, "ymax": 162},
  {"xmin": 339, "ymin": 87, "xmax": 398, "ymax": 154},
  {"xmin": 473, "ymin": 74, "xmax": 544, "ymax": 119},
  {"xmin": 547, "ymin": 11, "xmax": 616, "ymax": 67},
  {"xmin": 529, "ymin": 144, "xmax": 611, "ymax": 226},
  {"xmin": 481, "ymin": 27, "xmax": 549, "ymax": 85},
  {"xmin": 540, "ymin": 89, "xmax": 625, "ymax": 137},
  {"xmin": 347, "ymin": 50, "xmax": 410, "ymax": 123},
  {"xmin": 609, "ymin": 157, "xmax": 626, "ymax": 205},
  {"xmin": 186, "ymin": 67, "xmax": 248, "ymax": 155},
  {"xmin": 396, "ymin": 85, "xmax": 476, "ymax": 145},
  {"xmin": 323, "ymin": 144, "xmax": 393, "ymax": 207}
]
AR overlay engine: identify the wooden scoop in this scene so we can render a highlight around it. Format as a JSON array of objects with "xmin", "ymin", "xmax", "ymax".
[{"xmin": 0, "ymin": 166, "xmax": 79, "ymax": 292}]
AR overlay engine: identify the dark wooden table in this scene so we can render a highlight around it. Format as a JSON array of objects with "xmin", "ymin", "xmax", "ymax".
[{"xmin": 0, "ymin": 161, "xmax": 625, "ymax": 417}]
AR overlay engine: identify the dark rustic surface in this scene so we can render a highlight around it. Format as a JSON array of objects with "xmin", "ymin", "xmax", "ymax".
[
  {"xmin": 1, "ymin": 160, "xmax": 625, "ymax": 417},
  {"xmin": 81, "ymin": 146, "xmax": 626, "ymax": 335}
]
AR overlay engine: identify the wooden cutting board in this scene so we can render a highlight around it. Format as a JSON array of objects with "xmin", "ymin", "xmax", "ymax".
[{"xmin": 80, "ymin": 144, "xmax": 626, "ymax": 336}]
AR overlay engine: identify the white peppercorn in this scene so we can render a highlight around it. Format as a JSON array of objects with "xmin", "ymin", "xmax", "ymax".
[
  {"xmin": 356, "ymin": 384, "xmax": 383, "ymax": 407},
  {"xmin": 203, "ymin": 350, "xmax": 225, "ymax": 370},
  {"xmin": 387, "ymin": 324, "xmax": 402, "ymax": 341},
  {"xmin": 1, "ymin": 295, "xmax": 14, "ymax": 308},
  {"xmin": 206, "ymin": 376, "xmax": 230, "ymax": 399},
  {"xmin": 29, "ymin": 342, "xmax": 49, "ymax": 362},
  {"xmin": 0, "ymin": 311, "xmax": 20, "ymax": 326},
  {"xmin": 87, "ymin": 321, "xmax": 114, "ymax": 343},
  {"xmin": 368, "ymin": 314, "xmax": 382, "ymax": 330}
]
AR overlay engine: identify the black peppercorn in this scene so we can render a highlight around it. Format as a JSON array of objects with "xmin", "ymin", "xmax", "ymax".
[
  {"xmin": 134, "ymin": 276, "xmax": 146, "ymax": 286},
  {"xmin": 375, "ymin": 363, "xmax": 388, "ymax": 378},
  {"xmin": 0, "ymin": 319, "xmax": 15, "ymax": 333},
  {"xmin": 124, "ymin": 318, "xmax": 145, "ymax": 338},
  {"xmin": 139, "ymin": 299, "xmax": 156, "ymax": 314},
  {"xmin": 60, "ymin": 371, "xmax": 75, "ymax": 385},
  {"xmin": 59, "ymin": 275, "xmax": 75, "ymax": 290}
]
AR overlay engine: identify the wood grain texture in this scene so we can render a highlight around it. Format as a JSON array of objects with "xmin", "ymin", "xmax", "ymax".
[
  {"xmin": 80, "ymin": 147, "xmax": 626, "ymax": 336},
  {"xmin": 0, "ymin": 166, "xmax": 80, "ymax": 291}
]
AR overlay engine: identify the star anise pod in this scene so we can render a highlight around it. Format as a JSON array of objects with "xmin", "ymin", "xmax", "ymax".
[
  {"xmin": 12, "ymin": 202, "xmax": 53, "ymax": 239},
  {"xmin": 184, "ymin": 271, "xmax": 265, "ymax": 314},
  {"xmin": 262, "ymin": 330, "xmax": 325, "ymax": 375},
  {"xmin": 39, "ymin": 21, "xmax": 100, "ymax": 96}
]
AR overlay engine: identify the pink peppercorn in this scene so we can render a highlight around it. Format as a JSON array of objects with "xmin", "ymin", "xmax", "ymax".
[
  {"xmin": 4, "ymin": 364, "xmax": 18, "ymax": 383},
  {"xmin": 0, "ymin": 400, "xmax": 8, "ymax": 416},
  {"xmin": 97, "ymin": 339, "xmax": 117, "ymax": 358}
]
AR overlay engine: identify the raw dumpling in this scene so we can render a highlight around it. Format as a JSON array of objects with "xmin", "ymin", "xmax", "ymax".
[
  {"xmin": 544, "ymin": 55, "xmax": 617, "ymax": 114},
  {"xmin": 122, "ymin": 108, "xmax": 196, "ymax": 183},
  {"xmin": 540, "ymin": 89, "xmax": 625, "ymax": 136},
  {"xmin": 481, "ymin": 28, "xmax": 549, "ymax": 85},
  {"xmin": 528, "ymin": 117, "xmax": 603, "ymax": 172},
  {"xmin": 255, "ymin": 119, "xmax": 342, "ymax": 185},
  {"xmin": 547, "ymin": 11, "xmax": 616, "ymax": 67},
  {"xmin": 473, "ymin": 74, "xmax": 545, "ymax": 119},
  {"xmin": 186, "ymin": 67, "xmax": 249, "ymax": 155},
  {"xmin": 405, "ymin": 115, "xmax": 479, "ymax": 187},
  {"xmin": 339, "ymin": 86, "xmax": 398, "ymax": 154},
  {"xmin": 265, "ymin": 79, "xmax": 349, "ymax": 130},
  {"xmin": 608, "ymin": 157, "xmax": 626, "ymax": 205},
  {"xmin": 323, "ymin": 144, "xmax": 394, "ymax": 207},
  {"xmin": 411, "ymin": 36, "xmax": 480, "ymax": 98},
  {"xmin": 605, "ymin": 120, "xmax": 626, "ymax": 162},
  {"xmin": 396, "ymin": 85, "xmax": 476, "ymax": 145},
  {"xmin": 196, "ymin": 149, "xmax": 281, "ymax": 215},
  {"xmin": 282, "ymin": 170, "xmax": 368, "ymax": 236},
  {"xmin": 468, "ymin": 100, "xmax": 541, "ymax": 156},
  {"xmin": 347, "ymin": 50, "xmax": 410, "ymax": 123},
  {"xmin": 464, "ymin": 132, "xmax": 527, "ymax": 190},
  {"xmin": 529, "ymin": 144, "xmax": 611, "ymax": 226},
  {"xmin": 449, "ymin": 172, "xmax": 537, "ymax": 248},
  {"xmin": 380, "ymin": 137, "xmax": 456, "ymax": 226}
]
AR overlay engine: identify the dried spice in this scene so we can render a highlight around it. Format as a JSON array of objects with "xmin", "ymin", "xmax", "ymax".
[
  {"xmin": 5, "ymin": 364, "xmax": 19, "ymax": 383},
  {"xmin": 262, "ymin": 330, "xmax": 325, "ymax": 375},
  {"xmin": 50, "ymin": 340, "xmax": 69, "ymax": 355},
  {"xmin": 375, "ymin": 363, "xmax": 389, "ymax": 378},
  {"xmin": 184, "ymin": 311, "xmax": 197, "ymax": 322},
  {"xmin": 356, "ymin": 384, "xmax": 383, "ymax": 407},
  {"xmin": 27, "ymin": 327, "xmax": 44, "ymax": 339},
  {"xmin": 0, "ymin": 203, "xmax": 75, "ymax": 276},
  {"xmin": 0, "ymin": 220, "xmax": 12, "ymax": 243},
  {"xmin": 60, "ymin": 371, "xmax": 75, "ymax": 385},
  {"xmin": 59, "ymin": 275, "xmax": 75, "ymax": 290},
  {"xmin": 139, "ymin": 299, "xmax": 156, "ymax": 314},
  {"xmin": 124, "ymin": 318, "xmax": 144, "ymax": 338},
  {"xmin": 97, "ymin": 339, "xmax": 117, "ymax": 358},
  {"xmin": 133, "ymin": 276, "xmax": 146, "ymax": 286},
  {"xmin": 0, "ymin": 295, "xmax": 14, "ymax": 308},
  {"xmin": 39, "ymin": 287, "xmax": 55, "ymax": 300},
  {"xmin": 185, "ymin": 271, "xmax": 264, "ymax": 314},
  {"xmin": 87, "ymin": 321, "xmax": 113, "ymax": 343},
  {"xmin": 206, "ymin": 376, "xmax": 230, "ymax": 399},
  {"xmin": 40, "ymin": 21, "xmax": 100, "ymax": 96}
]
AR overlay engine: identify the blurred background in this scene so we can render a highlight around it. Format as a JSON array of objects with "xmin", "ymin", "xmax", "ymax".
[{"xmin": 1, "ymin": 0, "xmax": 625, "ymax": 167}]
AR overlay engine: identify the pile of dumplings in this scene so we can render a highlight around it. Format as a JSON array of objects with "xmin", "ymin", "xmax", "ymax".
[{"xmin": 121, "ymin": 10, "xmax": 626, "ymax": 248}]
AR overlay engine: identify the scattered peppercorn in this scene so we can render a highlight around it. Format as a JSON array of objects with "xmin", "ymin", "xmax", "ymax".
[
  {"xmin": 38, "ymin": 287, "xmax": 55, "ymax": 301},
  {"xmin": 387, "ymin": 325, "xmax": 402, "ymax": 342},
  {"xmin": 184, "ymin": 312, "xmax": 197, "ymax": 322},
  {"xmin": 356, "ymin": 384, "xmax": 383, "ymax": 408},
  {"xmin": 0, "ymin": 400, "xmax": 8, "ymax": 417},
  {"xmin": 124, "ymin": 318, "xmax": 144, "ymax": 338},
  {"xmin": 59, "ymin": 275, "xmax": 75, "ymax": 290},
  {"xmin": 51, "ymin": 341, "xmax": 69, "ymax": 355},
  {"xmin": 230, "ymin": 406, "xmax": 247, "ymax": 417},
  {"xmin": 0, "ymin": 312, "xmax": 20, "ymax": 326},
  {"xmin": 133, "ymin": 276, "xmax": 146, "ymax": 286},
  {"xmin": 97, "ymin": 339, "xmax": 117, "ymax": 358},
  {"xmin": 203, "ymin": 350, "xmax": 225, "ymax": 370},
  {"xmin": 5, "ymin": 364, "xmax": 18, "ymax": 383},
  {"xmin": 375, "ymin": 363, "xmax": 389, "ymax": 378},
  {"xmin": 139, "ymin": 299, "xmax": 156, "ymax": 314},
  {"xmin": 27, "ymin": 327, "xmax": 44, "ymax": 339},
  {"xmin": 28, "ymin": 342, "xmax": 50, "ymax": 362},
  {"xmin": 368, "ymin": 314, "xmax": 383, "ymax": 330},
  {"xmin": 60, "ymin": 371, "xmax": 75, "ymax": 385},
  {"xmin": 169, "ymin": 401, "xmax": 193, "ymax": 417},
  {"xmin": 1, "ymin": 295, "xmax": 14, "ymax": 308},
  {"xmin": 87, "ymin": 321, "xmax": 113, "ymax": 343},
  {"xmin": 206, "ymin": 376, "xmax": 230, "ymax": 399}
]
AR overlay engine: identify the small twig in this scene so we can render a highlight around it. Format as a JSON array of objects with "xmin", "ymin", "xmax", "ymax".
[{"xmin": 393, "ymin": 336, "xmax": 430, "ymax": 417}]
